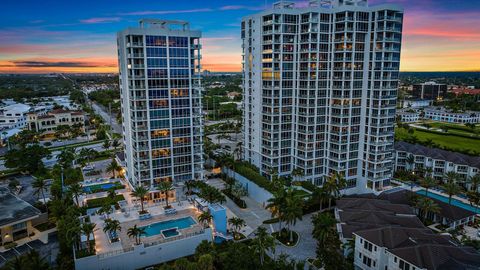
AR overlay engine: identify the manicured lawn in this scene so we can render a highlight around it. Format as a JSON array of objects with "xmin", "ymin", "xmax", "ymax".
[
  {"xmin": 86, "ymin": 194, "xmax": 125, "ymax": 209},
  {"xmin": 396, "ymin": 127, "xmax": 480, "ymax": 154}
]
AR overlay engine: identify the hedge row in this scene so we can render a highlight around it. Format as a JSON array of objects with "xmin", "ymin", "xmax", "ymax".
[
  {"xmin": 222, "ymin": 189, "xmax": 247, "ymax": 209},
  {"xmin": 232, "ymin": 162, "xmax": 275, "ymax": 193},
  {"xmin": 86, "ymin": 194, "xmax": 125, "ymax": 209}
]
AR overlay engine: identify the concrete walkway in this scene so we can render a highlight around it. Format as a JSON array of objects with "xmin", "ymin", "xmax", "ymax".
[{"xmin": 206, "ymin": 178, "xmax": 271, "ymax": 236}]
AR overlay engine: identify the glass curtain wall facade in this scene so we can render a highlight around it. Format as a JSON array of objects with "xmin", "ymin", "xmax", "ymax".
[{"xmin": 117, "ymin": 20, "xmax": 203, "ymax": 189}]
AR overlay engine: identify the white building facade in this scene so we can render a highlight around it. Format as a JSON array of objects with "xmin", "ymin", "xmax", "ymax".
[
  {"xmin": 0, "ymin": 103, "xmax": 31, "ymax": 129},
  {"xmin": 396, "ymin": 109, "xmax": 419, "ymax": 123},
  {"xmin": 423, "ymin": 107, "xmax": 480, "ymax": 124},
  {"xmin": 242, "ymin": 0, "xmax": 403, "ymax": 193},
  {"xmin": 117, "ymin": 20, "xmax": 204, "ymax": 191},
  {"xmin": 394, "ymin": 141, "xmax": 480, "ymax": 185}
]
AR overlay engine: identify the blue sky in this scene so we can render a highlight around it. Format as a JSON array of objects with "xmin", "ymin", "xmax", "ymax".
[{"xmin": 1, "ymin": 0, "xmax": 479, "ymax": 72}]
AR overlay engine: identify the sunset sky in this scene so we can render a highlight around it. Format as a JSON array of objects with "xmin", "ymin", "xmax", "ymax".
[{"xmin": 1, "ymin": 0, "xmax": 479, "ymax": 73}]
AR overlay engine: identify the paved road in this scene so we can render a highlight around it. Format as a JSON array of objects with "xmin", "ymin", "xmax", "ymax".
[{"xmin": 91, "ymin": 102, "xmax": 122, "ymax": 135}]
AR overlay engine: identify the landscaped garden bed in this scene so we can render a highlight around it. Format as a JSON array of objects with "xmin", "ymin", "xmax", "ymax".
[
  {"xmin": 272, "ymin": 228, "xmax": 299, "ymax": 247},
  {"xmin": 86, "ymin": 194, "xmax": 125, "ymax": 209}
]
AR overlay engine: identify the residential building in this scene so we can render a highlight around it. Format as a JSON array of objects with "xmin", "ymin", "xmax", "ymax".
[
  {"xmin": 0, "ymin": 103, "xmax": 31, "ymax": 129},
  {"xmin": 26, "ymin": 109, "xmax": 85, "ymax": 135},
  {"xmin": 396, "ymin": 109, "xmax": 419, "ymax": 123},
  {"xmin": 242, "ymin": 0, "xmax": 403, "ymax": 193},
  {"xmin": 412, "ymin": 81, "xmax": 447, "ymax": 100},
  {"xmin": 379, "ymin": 189, "xmax": 476, "ymax": 230},
  {"xmin": 0, "ymin": 187, "xmax": 41, "ymax": 247},
  {"xmin": 423, "ymin": 107, "xmax": 480, "ymax": 123},
  {"xmin": 354, "ymin": 226, "xmax": 480, "ymax": 270},
  {"xmin": 117, "ymin": 19, "xmax": 204, "ymax": 198},
  {"xmin": 400, "ymin": 99, "xmax": 431, "ymax": 108},
  {"xmin": 336, "ymin": 196, "xmax": 480, "ymax": 270},
  {"xmin": 450, "ymin": 87, "xmax": 480, "ymax": 96},
  {"xmin": 394, "ymin": 141, "xmax": 480, "ymax": 185},
  {"xmin": 335, "ymin": 197, "xmax": 422, "ymax": 243}
]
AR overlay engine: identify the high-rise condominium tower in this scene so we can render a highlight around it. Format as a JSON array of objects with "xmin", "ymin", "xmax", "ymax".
[
  {"xmin": 242, "ymin": 0, "xmax": 403, "ymax": 193},
  {"xmin": 117, "ymin": 20, "xmax": 203, "ymax": 193}
]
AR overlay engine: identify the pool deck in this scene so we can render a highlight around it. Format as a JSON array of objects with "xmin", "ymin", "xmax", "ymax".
[
  {"xmin": 392, "ymin": 181, "xmax": 480, "ymax": 215},
  {"xmin": 91, "ymin": 202, "xmax": 202, "ymax": 255}
]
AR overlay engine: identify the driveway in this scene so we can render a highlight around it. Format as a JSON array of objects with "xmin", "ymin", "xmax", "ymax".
[
  {"xmin": 263, "ymin": 212, "xmax": 317, "ymax": 262},
  {"xmin": 206, "ymin": 178, "xmax": 271, "ymax": 234}
]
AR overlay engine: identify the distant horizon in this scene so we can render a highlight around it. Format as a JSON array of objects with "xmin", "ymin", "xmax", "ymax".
[
  {"xmin": 1, "ymin": 0, "xmax": 479, "ymax": 74},
  {"xmin": 1, "ymin": 71, "xmax": 480, "ymax": 76}
]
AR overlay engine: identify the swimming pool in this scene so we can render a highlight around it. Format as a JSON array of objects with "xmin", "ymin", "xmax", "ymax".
[
  {"xmin": 141, "ymin": 216, "xmax": 196, "ymax": 237},
  {"xmin": 416, "ymin": 190, "xmax": 480, "ymax": 214},
  {"xmin": 83, "ymin": 182, "xmax": 121, "ymax": 193}
]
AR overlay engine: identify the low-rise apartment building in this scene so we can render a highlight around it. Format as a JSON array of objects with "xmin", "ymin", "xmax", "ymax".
[
  {"xmin": 354, "ymin": 226, "xmax": 480, "ymax": 270},
  {"xmin": 396, "ymin": 109, "xmax": 419, "ymax": 123},
  {"xmin": 401, "ymin": 99, "xmax": 431, "ymax": 109},
  {"xmin": 26, "ymin": 109, "xmax": 85, "ymax": 135},
  {"xmin": 336, "ymin": 196, "xmax": 480, "ymax": 270},
  {"xmin": 394, "ymin": 141, "xmax": 480, "ymax": 185},
  {"xmin": 0, "ymin": 103, "xmax": 31, "ymax": 129},
  {"xmin": 423, "ymin": 107, "xmax": 480, "ymax": 124},
  {"xmin": 0, "ymin": 187, "xmax": 41, "ymax": 247}
]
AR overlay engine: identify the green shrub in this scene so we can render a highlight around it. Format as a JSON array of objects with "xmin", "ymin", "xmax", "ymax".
[
  {"xmin": 86, "ymin": 194, "xmax": 125, "ymax": 209},
  {"xmin": 231, "ymin": 162, "xmax": 274, "ymax": 193}
]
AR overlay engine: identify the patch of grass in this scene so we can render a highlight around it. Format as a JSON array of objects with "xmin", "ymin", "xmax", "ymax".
[
  {"xmin": 35, "ymin": 222, "xmax": 56, "ymax": 232},
  {"xmin": 86, "ymin": 194, "xmax": 125, "ymax": 209},
  {"xmin": 395, "ymin": 127, "xmax": 480, "ymax": 155},
  {"xmin": 272, "ymin": 228, "xmax": 299, "ymax": 247}
]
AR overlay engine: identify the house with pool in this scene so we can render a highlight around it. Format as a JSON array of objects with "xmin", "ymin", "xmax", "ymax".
[{"xmin": 74, "ymin": 200, "xmax": 213, "ymax": 270}]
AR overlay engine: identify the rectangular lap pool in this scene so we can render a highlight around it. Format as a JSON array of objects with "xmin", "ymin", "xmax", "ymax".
[
  {"xmin": 141, "ymin": 216, "xmax": 196, "ymax": 238},
  {"xmin": 416, "ymin": 190, "xmax": 480, "ymax": 214},
  {"xmin": 83, "ymin": 182, "xmax": 121, "ymax": 193}
]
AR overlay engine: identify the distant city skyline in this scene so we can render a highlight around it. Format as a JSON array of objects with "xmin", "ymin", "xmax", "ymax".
[{"xmin": 1, "ymin": 0, "xmax": 479, "ymax": 73}]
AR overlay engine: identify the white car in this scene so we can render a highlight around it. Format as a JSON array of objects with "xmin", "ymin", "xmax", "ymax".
[{"xmin": 83, "ymin": 165, "xmax": 95, "ymax": 171}]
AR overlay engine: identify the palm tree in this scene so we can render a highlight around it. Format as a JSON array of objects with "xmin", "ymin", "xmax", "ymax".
[
  {"xmin": 443, "ymin": 181, "xmax": 462, "ymax": 205},
  {"xmin": 98, "ymin": 202, "xmax": 113, "ymax": 219},
  {"xmin": 157, "ymin": 181, "xmax": 173, "ymax": 208},
  {"xmin": 57, "ymin": 147, "xmax": 76, "ymax": 168},
  {"xmin": 103, "ymin": 139, "xmax": 111, "ymax": 150},
  {"xmin": 252, "ymin": 227, "xmax": 275, "ymax": 265},
  {"xmin": 78, "ymin": 147, "xmax": 97, "ymax": 167},
  {"xmin": 68, "ymin": 182, "xmax": 83, "ymax": 206},
  {"xmin": 283, "ymin": 187, "xmax": 304, "ymax": 242},
  {"xmin": 81, "ymin": 223, "xmax": 96, "ymax": 253},
  {"xmin": 198, "ymin": 212, "xmax": 213, "ymax": 227},
  {"xmin": 466, "ymin": 191, "xmax": 480, "ymax": 214},
  {"xmin": 228, "ymin": 217, "xmax": 246, "ymax": 239},
  {"xmin": 312, "ymin": 212, "xmax": 337, "ymax": 246},
  {"xmin": 111, "ymin": 139, "xmax": 121, "ymax": 153},
  {"xmin": 107, "ymin": 187, "xmax": 116, "ymax": 200},
  {"xmin": 291, "ymin": 167, "xmax": 304, "ymax": 181},
  {"xmin": 323, "ymin": 172, "xmax": 346, "ymax": 209},
  {"xmin": 468, "ymin": 174, "xmax": 480, "ymax": 192},
  {"xmin": 405, "ymin": 155, "xmax": 415, "ymax": 172},
  {"xmin": 32, "ymin": 177, "xmax": 49, "ymax": 212},
  {"xmin": 131, "ymin": 185, "xmax": 149, "ymax": 213},
  {"xmin": 127, "ymin": 224, "xmax": 145, "ymax": 245},
  {"xmin": 184, "ymin": 180, "xmax": 195, "ymax": 197},
  {"xmin": 313, "ymin": 186, "xmax": 328, "ymax": 212},
  {"xmin": 416, "ymin": 197, "xmax": 440, "ymax": 222},
  {"xmin": 419, "ymin": 176, "xmax": 437, "ymax": 196},
  {"xmin": 106, "ymin": 159, "xmax": 121, "ymax": 178},
  {"xmin": 444, "ymin": 171, "xmax": 459, "ymax": 185},
  {"xmin": 103, "ymin": 218, "xmax": 122, "ymax": 237},
  {"xmin": 266, "ymin": 188, "xmax": 286, "ymax": 232}
]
